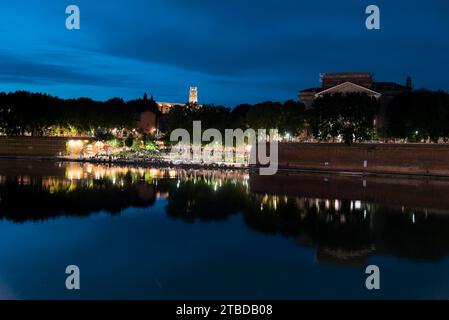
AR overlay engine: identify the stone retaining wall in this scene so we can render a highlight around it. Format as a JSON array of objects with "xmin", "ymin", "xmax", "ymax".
[
  {"xmin": 274, "ymin": 143, "xmax": 449, "ymax": 176},
  {"xmin": 0, "ymin": 137, "xmax": 69, "ymax": 157}
]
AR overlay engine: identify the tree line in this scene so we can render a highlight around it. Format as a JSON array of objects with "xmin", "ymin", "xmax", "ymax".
[
  {"xmin": 2, "ymin": 89, "xmax": 449, "ymax": 143},
  {"xmin": 304, "ymin": 89, "xmax": 449, "ymax": 144},
  {"xmin": 165, "ymin": 100, "xmax": 306, "ymax": 141},
  {"xmin": 385, "ymin": 89, "xmax": 449, "ymax": 142},
  {"xmin": 0, "ymin": 91, "xmax": 159, "ymax": 136},
  {"xmin": 165, "ymin": 94, "xmax": 376, "ymax": 145}
]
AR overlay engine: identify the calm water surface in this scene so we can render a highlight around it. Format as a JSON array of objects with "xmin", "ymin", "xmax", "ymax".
[{"xmin": 0, "ymin": 159, "xmax": 448, "ymax": 299}]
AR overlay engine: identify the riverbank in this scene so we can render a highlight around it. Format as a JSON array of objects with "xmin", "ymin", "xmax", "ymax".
[
  {"xmin": 0, "ymin": 154, "xmax": 249, "ymax": 171},
  {"xmin": 62, "ymin": 156, "xmax": 249, "ymax": 171},
  {"xmin": 4, "ymin": 137, "xmax": 449, "ymax": 177}
]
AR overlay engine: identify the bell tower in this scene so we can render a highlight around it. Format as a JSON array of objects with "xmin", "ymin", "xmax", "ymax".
[
  {"xmin": 189, "ymin": 86, "xmax": 198, "ymax": 105},
  {"xmin": 406, "ymin": 76, "xmax": 413, "ymax": 90}
]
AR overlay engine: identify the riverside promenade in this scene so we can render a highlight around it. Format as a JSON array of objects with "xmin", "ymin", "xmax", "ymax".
[{"xmin": 3, "ymin": 137, "xmax": 449, "ymax": 177}]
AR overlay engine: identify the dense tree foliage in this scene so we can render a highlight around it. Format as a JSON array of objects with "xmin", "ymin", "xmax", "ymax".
[
  {"xmin": 308, "ymin": 93, "xmax": 379, "ymax": 144},
  {"xmin": 166, "ymin": 100, "xmax": 305, "ymax": 141},
  {"xmin": 385, "ymin": 90, "xmax": 449, "ymax": 141},
  {"xmin": 7, "ymin": 88, "xmax": 449, "ymax": 144},
  {"xmin": 0, "ymin": 91, "xmax": 158, "ymax": 136}
]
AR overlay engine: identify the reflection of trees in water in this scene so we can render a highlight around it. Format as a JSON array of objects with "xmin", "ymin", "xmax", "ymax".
[
  {"xmin": 164, "ymin": 182, "xmax": 449, "ymax": 263},
  {"xmin": 0, "ymin": 165, "xmax": 249, "ymax": 223},
  {"xmin": 164, "ymin": 180, "xmax": 248, "ymax": 223},
  {"xmin": 244, "ymin": 198, "xmax": 372, "ymax": 248},
  {"xmin": 0, "ymin": 176, "xmax": 156, "ymax": 223},
  {"xmin": 372, "ymin": 208, "xmax": 449, "ymax": 261},
  {"xmin": 2, "ymin": 164, "xmax": 449, "ymax": 263},
  {"xmin": 243, "ymin": 197, "xmax": 375, "ymax": 265},
  {"xmin": 247, "ymin": 196, "xmax": 449, "ymax": 263}
]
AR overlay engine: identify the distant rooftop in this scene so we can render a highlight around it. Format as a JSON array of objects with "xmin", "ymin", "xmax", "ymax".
[
  {"xmin": 321, "ymin": 72, "xmax": 373, "ymax": 90},
  {"xmin": 321, "ymin": 72, "xmax": 373, "ymax": 77}
]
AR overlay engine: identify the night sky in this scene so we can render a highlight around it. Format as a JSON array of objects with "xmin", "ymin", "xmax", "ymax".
[{"xmin": 0, "ymin": 0, "xmax": 448, "ymax": 106}]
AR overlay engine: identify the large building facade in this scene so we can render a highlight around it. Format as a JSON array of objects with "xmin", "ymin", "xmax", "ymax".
[{"xmin": 299, "ymin": 72, "xmax": 412, "ymax": 129}]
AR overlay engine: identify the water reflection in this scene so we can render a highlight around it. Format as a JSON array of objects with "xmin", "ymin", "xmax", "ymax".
[{"xmin": 1, "ymin": 161, "xmax": 449, "ymax": 265}]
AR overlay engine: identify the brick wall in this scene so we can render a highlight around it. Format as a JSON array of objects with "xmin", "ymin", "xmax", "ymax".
[
  {"xmin": 272, "ymin": 143, "xmax": 449, "ymax": 177},
  {"xmin": 0, "ymin": 137, "xmax": 69, "ymax": 157}
]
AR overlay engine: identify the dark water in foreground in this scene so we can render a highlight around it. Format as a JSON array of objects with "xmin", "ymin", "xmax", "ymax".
[{"xmin": 0, "ymin": 160, "xmax": 448, "ymax": 299}]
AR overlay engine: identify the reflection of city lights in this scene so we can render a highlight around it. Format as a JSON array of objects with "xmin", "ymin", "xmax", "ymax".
[
  {"xmin": 156, "ymin": 192, "xmax": 169, "ymax": 199},
  {"xmin": 150, "ymin": 168, "xmax": 160, "ymax": 177},
  {"xmin": 8, "ymin": 161, "xmax": 448, "ymax": 251},
  {"xmin": 43, "ymin": 164, "xmax": 250, "ymax": 203},
  {"xmin": 334, "ymin": 200, "xmax": 340, "ymax": 211},
  {"xmin": 66, "ymin": 167, "xmax": 83, "ymax": 181}
]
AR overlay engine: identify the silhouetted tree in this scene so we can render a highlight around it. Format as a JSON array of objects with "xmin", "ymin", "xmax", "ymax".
[
  {"xmin": 165, "ymin": 100, "xmax": 306, "ymax": 142},
  {"xmin": 385, "ymin": 90, "xmax": 449, "ymax": 141},
  {"xmin": 0, "ymin": 91, "xmax": 139, "ymax": 136},
  {"xmin": 308, "ymin": 93, "xmax": 379, "ymax": 145}
]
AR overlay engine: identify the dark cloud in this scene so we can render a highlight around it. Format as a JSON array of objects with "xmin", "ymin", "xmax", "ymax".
[
  {"xmin": 0, "ymin": 0, "xmax": 448, "ymax": 105},
  {"xmin": 91, "ymin": 0, "xmax": 449, "ymax": 84},
  {"xmin": 0, "ymin": 54, "xmax": 131, "ymax": 87},
  {"xmin": 92, "ymin": 1, "xmax": 365, "ymax": 76}
]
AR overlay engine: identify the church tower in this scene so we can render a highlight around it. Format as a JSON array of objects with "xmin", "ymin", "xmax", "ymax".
[
  {"xmin": 406, "ymin": 76, "xmax": 413, "ymax": 90},
  {"xmin": 189, "ymin": 86, "xmax": 198, "ymax": 105}
]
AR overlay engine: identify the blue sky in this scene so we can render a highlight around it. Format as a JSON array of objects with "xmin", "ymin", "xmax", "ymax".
[{"xmin": 0, "ymin": 0, "xmax": 448, "ymax": 106}]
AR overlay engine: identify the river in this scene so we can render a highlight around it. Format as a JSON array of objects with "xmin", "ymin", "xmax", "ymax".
[{"xmin": 0, "ymin": 159, "xmax": 448, "ymax": 299}]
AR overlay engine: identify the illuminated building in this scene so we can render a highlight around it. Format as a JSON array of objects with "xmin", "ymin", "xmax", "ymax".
[
  {"xmin": 156, "ymin": 86, "xmax": 200, "ymax": 115},
  {"xmin": 156, "ymin": 86, "xmax": 200, "ymax": 133},
  {"xmin": 299, "ymin": 72, "xmax": 412, "ymax": 129}
]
